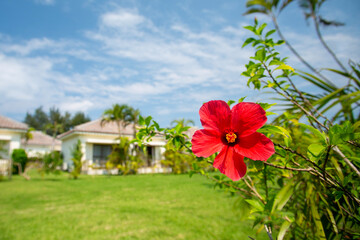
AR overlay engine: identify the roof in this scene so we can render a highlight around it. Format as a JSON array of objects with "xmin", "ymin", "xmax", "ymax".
[
  {"xmin": 0, "ymin": 115, "xmax": 28, "ymax": 131},
  {"xmin": 22, "ymin": 131, "xmax": 61, "ymax": 146},
  {"xmin": 58, "ymin": 119, "xmax": 135, "ymax": 139}
]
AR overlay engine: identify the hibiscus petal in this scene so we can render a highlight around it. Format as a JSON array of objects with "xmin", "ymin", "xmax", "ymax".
[
  {"xmin": 213, "ymin": 146, "xmax": 247, "ymax": 181},
  {"xmin": 231, "ymin": 102, "xmax": 267, "ymax": 137},
  {"xmin": 191, "ymin": 129, "xmax": 223, "ymax": 157},
  {"xmin": 200, "ymin": 100, "xmax": 231, "ymax": 133},
  {"xmin": 234, "ymin": 132, "xmax": 275, "ymax": 161}
]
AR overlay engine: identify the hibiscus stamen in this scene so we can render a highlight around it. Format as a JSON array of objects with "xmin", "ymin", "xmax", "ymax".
[{"xmin": 226, "ymin": 132, "xmax": 237, "ymax": 143}]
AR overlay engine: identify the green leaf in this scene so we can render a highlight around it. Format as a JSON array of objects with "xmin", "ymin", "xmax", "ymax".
[
  {"xmin": 271, "ymin": 181, "xmax": 294, "ymax": 214},
  {"xmin": 274, "ymin": 64, "xmax": 294, "ymax": 72},
  {"xmin": 243, "ymin": 25, "xmax": 256, "ymax": 33},
  {"xmin": 269, "ymin": 59, "xmax": 283, "ymax": 66},
  {"xmin": 256, "ymin": 23, "xmax": 267, "ymax": 35},
  {"xmin": 227, "ymin": 100, "xmax": 236, "ymax": 107},
  {"xmin": 138, "ymin": 115, "xmax": 145, "ymax": 125},
  {"xmin": 242, "ymin": 37, "xmax": 255, "ymax": 48},
  {"xmin": 326, "ymin": 208, "xmax": 338, "ymax": 234},
  {"xmin": 298, "ymin": 70, "xmax": 336, "ymax": 92},
  {"xmin": 298, "ymin": 123, "xmax": 327, "ymax": 145},
  {"xmin": 265, "ymin": 29, "xmax": 276, "ymax": 38},
  {"xmin": 310, "ymin": 197, "xmax": 327, "ymax": 240},
  {"xmin": 258, "ymin": 125, "xmax": 291, "ymax": 140},
  {"xmin": 275, "ymin": 40, "xmax": 285, "ymax": 45},
  {"xmin": 307, "ymin": 144, "xmax": 325, "ymax": 161},
  {"xmin": 255, "ymin": 48, "xmax": 266, "ymax": 62},
  {"xmin": 245, "ymin": 199, "xmax": 265, "ymax": 212},
  {"xmin": 238, "ymin": 96, "xmax": 247, "ymax": 103},
  {"xmin": 145, "ymin": 116, "xmax": 152, "ymax": 126},
  {"xmin": 258, "ymin": 102, "xmax": 276, "ymax": 111},
  {"xmin": 277, "ymin": 220, "xmax": 292, "ymax": 240}
]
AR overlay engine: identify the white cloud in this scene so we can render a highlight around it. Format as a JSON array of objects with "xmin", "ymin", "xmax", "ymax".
[
  {"xmin": 100, "ymin": 9, "xmax": 145, "ymax": 30},
  {"xmin": 60, "ymin": 99, "xmax": 94, "ymax": 112},
  {"xmin": 1, "ymin": 38, "xmax": 57, "ymax": 55},
  {"xmin": 1, "ymin": 4, "xmax": 358, "ymax": 126}
]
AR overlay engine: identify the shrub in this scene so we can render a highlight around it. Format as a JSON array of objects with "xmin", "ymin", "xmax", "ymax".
[
  {"xmin": 70, "ymin": 140, "xmax": 83, "ymax": 179},
  {"xmin": 40, "ymin": 151, "xmax": 63, "ymax": 176},
  {"xmin": 11, "ymin": 149, "xmax": 27, "ymax": 174}
]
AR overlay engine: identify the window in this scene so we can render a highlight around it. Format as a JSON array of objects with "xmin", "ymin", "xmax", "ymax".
[
  {"xmin": 146, "ymin": 146, "xmax": 153, "ymax": 167},
  {"xmin": 93, "ymin": 144, "xmax": 112, "ymax": 167}
]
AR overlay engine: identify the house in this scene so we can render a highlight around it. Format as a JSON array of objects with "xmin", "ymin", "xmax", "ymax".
[
  {"xmin": 58, "ymin": 119, "xmax": 169, "ymax": 175},
  {"xmin": 22, "ymin": 131, "xmax": 61, "ymax": 157},
  {"xmin": 0, "ymin": 115, "xmax": 28, "ymax": 159},
  {"xmin": 0, "ymin": 115, "xmax": 28, "ymax": 175}
]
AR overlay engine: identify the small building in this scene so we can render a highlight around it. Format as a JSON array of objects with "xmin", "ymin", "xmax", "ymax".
[
  {"xmin": 58, "ymin": 119, "xmax": 168, "ymax": 175},
  {"xmin": 0, "ymin": 115, "xmax": 28, "ymax": 176},
  {"xmin": 0, "ymin": 115, "xmax": 28, "ymax": 159},
  {"xmin": 22, "ymin": 131, "xmax": 61, "ymax": 157}
]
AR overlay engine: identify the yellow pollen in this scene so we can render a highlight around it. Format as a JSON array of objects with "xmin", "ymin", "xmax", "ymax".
[{"xmin": 226, "ymin": 132, "xmax": 237, "ymax": 143}]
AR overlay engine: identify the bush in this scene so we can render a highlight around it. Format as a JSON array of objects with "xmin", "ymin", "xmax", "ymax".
[
  {"xmin": 40, "ymin": 151, "xmax": 63, "ymax": 176},
  {"xmin": 11, "ymin": 149, "xmax": 27, "ymax": 174},
  {"xmin": 70, "ymin": 140, "xmax": 83, "ymax": 179},
  {"xmin": 107, "ymin": 137, "xmax": 142, "ymax": 175}
]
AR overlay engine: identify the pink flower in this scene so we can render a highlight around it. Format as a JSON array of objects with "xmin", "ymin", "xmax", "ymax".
[{"xmin": 191, "ymin": 100, "xmax": 275, "ymax": 181}]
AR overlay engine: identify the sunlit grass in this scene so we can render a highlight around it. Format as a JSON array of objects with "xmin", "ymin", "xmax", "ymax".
[{"xmin": 0, "ymin": 172, "xmax": 267, "ymax": 240}]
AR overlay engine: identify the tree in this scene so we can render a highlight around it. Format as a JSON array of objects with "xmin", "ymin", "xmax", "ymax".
[
  {"xmin": 40, "ymin": 151, "xmax": 63, "ymax": 176},
  {"xmin": 24, "ymin": 106, "xmax": 90, "ymax": 137},
  {"xmin": 70, "ymin": 140, "xmax": 83, "ymax": 179},
  {"xmin": 11, "ymin": 149, "xmax": 28, "ymax": 175},
  {"xmin": 127, "ymin": 107, "xmax": 140, "ymax": 139},
  {"xmin": 22, "ymin": 127, "xmax": 35, "ymax": 149},
  {"xmin": 71, "ymin": 112, "xmax": 91, "ymax": 128},
  {"xmin": 170, "ymin": 118, "xmax": 195, "ymax": 128},
  {"xmin": 101, "ymin": 104, "xmax": 134, "ymax": 138},
  {"xmin": 24, "ymin": 107, "xmax": 49, "ymax": 131}
]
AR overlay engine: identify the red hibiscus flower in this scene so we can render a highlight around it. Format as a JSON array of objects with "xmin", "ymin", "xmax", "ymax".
[{"xmin": 191, "ymin": 100, "xmax": 275, "ymax": 181}]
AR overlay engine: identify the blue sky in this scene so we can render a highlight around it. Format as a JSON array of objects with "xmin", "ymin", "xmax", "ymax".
[{"xmin": 0, "ymin": 0, "xmax": 359, "ymax": 127}]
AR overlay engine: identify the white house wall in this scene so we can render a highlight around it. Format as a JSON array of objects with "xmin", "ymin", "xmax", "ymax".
[
  {"xmin": 0, "ymin": 129, "xmax": 24, "ymax": 159},
  {"xmin": 61, "ymin": 135, "xmax": 81, "ymax": 170},
  {"xmin": 25, "ymin": 145, "xmax": 52, "ymax": 158},
  {"xmin": 61, "ymin": 132, "xmax": 168, "ymax": 174}
]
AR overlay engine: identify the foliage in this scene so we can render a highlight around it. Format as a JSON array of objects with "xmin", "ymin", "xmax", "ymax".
[
  {"xmin": 40, "ymin": 151, "xmax": 63, "ymax": 176},
  {"xmin": 134, "ymin": 1, "xmax": 360, "ymax": 239},
  {"xmin": 101, "ymin": 104, "xmax": 139, "ymax": 136},
  {"xmin": 0, "ymin": 140, "xmax": 8, "ymax": 159},
  {"xmin": 70, "ymin": 140, "xmax": 83, "ymax": 179},
  {"xmin": 22, "ymin": 127, "xmax": 35, "ymax": 148},
  {"xmin": 24, "ymin": 106, "xmax": 90, "ymax": 136},
  {"xmin": 162, "ymin": 119, "xmax": 210, "ymax": 174},
  {"xmin": 11, "ymin": 149, "xmax": 28, "ymax": 174},
  {"xmin": 107, "ymin": 137, "xmax": 142, "ymax": 175},
  {"xmin": 170, "ymin": 118, "xmax": 195, "ymax": 128},
  {"xmin": 161, "ymin": 144, "xmax": 196, "ymax": 174}
]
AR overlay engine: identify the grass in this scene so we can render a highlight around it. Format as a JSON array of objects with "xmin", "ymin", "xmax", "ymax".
[{"xmin": 0, "ymin": 172, "xmax": 268, "ymax": 240}]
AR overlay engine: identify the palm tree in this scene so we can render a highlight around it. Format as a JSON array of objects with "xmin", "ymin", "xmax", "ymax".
[
  {"xmin": 22, "ymin": 127, "xmax": 35, "ymax": 149},
  {"xmin": 128, "ymin": 107, "xmax": 140, "ymax": 139},
  {"xmin": 45, "ymin": 121, "xmax": 63, "ymax": 151},
  {"xmin": 171, "ymin": 118, "xmax": 195, "ymax": 128},
  {"xmin": 101, "ymin": 104, "xmax": 133, "ymax": 138}
]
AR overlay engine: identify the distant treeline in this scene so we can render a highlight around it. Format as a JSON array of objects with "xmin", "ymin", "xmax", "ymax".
[{"xmin": 24, "ymin": 107, "xmax": 91, "ymax": 136}]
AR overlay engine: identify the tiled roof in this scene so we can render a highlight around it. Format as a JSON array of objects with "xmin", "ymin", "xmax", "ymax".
[
  {"xmin": 22, "ymin": 131, "xmax": 61, "ymax": 146},
  {"xmin": 58, "ymin": 119, "xmax": 135, "ymax": 139},
  {"xmin": 0, "ymin": 115, "xmax": 28, "ymax": 130}
]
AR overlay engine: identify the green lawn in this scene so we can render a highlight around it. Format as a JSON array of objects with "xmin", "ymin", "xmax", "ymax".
[{"xmin": 0, "ymin": 172, "xmax": 267, "ymax": 240}]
